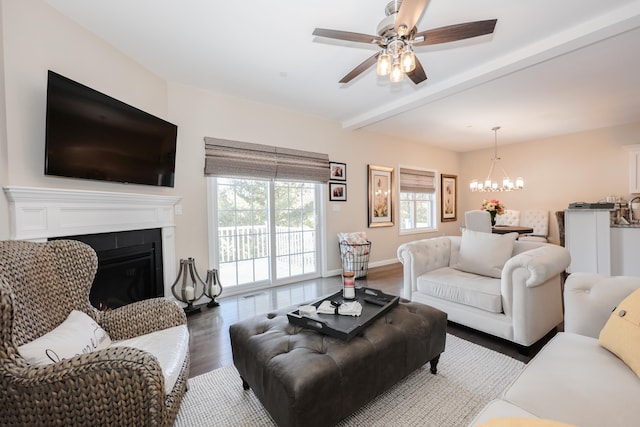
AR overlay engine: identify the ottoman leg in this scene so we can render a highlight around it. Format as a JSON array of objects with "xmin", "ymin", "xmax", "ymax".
[
  {"xmin": 429, "ymin": 355, "xmax": 440, "ymax": 374},
  {"xmin": 241, "ymin": 376, "xmax": 250, "ymax": 390}
]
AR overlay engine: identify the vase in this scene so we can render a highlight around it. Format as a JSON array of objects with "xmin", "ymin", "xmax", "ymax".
[{"xmin": 490, "ymin": 211, "xmax": 496, "ymax": 227}]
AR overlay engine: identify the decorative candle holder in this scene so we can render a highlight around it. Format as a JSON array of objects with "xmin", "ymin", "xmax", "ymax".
[
  {"xmin": 171, "ymin": 258, "xmax": 206, "ymax": 315},
  {"xmin": 202, "ymin": 268, "xmax": 223, "ymax": 308},
  {"xmin": 342, "ymin": 271, "xmax": 356, "ymax": 300}
]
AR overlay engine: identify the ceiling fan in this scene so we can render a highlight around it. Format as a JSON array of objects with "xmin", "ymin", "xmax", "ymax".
[{"xmin": 312, "ymin": 0, "xmax": 497, "ymax": 84}]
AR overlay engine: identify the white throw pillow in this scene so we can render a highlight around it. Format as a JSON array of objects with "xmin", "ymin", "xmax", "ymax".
[
  {"xmin": 18, "ymin": 310, "xmax": 112, "ymax": 365},
  {"xmin": 453, "ymin": 229, "xmax": 518, "ymax": 278}
]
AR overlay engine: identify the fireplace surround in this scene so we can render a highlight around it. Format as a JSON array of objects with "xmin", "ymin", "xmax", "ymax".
[{"xmin": 3, "ymin": 186, "xmax": 181, "ymax": 301}]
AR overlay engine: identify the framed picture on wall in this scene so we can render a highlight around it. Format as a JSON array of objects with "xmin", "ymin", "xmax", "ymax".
[
  {"xmin": 368, "ymin": 165, "xmax": 394, "ymax": 227},
  {"xmin": 329, "ymin": 182, "xmax": 347, "ymax": 201},
  {"xmin": 441, "ymin": 174, "xmax": 457, "ymax": 222},
  {"xmin": 329, "ymin": 162, "xmax": 346, "ymax": 181}
]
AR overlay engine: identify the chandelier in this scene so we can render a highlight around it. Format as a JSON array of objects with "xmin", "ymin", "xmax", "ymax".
[
  {"xmin": 374, "ymin": 1, "xmax": 417, "ymax": 83},
  {"xmin": 469, "ymin": 127, "xmax": 524, "ymax": 192}
]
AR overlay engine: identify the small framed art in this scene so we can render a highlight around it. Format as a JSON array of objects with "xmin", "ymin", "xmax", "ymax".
[
  {"xmin": 329, "ymin": 182, "xmax": 347, "ymax": 201},
  {"xmin": 329, "ymin": 162, "xmax": 347, "ymax": 181}
]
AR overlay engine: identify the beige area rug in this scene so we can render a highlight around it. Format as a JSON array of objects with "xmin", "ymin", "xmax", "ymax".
[{"xmin": 174, "ymin": 334, "xmax": 524, "ymax": 427}]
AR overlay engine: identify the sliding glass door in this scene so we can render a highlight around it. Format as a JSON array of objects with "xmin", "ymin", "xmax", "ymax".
[{"xmin": 210, "ymin": 177, "xmax": 321, "ymax": 292}]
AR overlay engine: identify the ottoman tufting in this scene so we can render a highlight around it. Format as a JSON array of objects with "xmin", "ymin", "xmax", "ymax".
[{"xmin": 229, "ymin": 300, "xmax": 447, "ymax": 427}]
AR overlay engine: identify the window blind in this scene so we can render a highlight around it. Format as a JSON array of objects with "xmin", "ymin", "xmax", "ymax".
[
  {"xmin": 204, "ymin": 137, "xmax": 330, "ymax": 183},
  {"xmin": 399, "ymin": 167, "xmax": 436, "ymax": 193}
]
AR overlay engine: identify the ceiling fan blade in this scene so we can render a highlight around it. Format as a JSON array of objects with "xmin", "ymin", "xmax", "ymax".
[
  {"xmin": 313, "ymin": 28, "xmax": 382, "ymax": 45},
  {"xmin": 339, "ymin": 53, "xmax": 380, "ymax": 84},
  {"xmin": 413, "ymin": 19, "xmax": 497, "ymax": 47},
  {"xmin": 395, "ymin": 0, "xmax": 429, "ymax": 34},
  {"xmin": 407, "ymin": 57, "xmax": 427, "ymax": 84}
]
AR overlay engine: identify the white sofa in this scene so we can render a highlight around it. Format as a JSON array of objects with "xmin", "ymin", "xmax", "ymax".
[
  {"xmin": 397, "ymin": 234, "xmax": 570, "ymax": 346},
  {"xmin": 470, "ymin": 272, "xmax": 640, "ymax": 426}
]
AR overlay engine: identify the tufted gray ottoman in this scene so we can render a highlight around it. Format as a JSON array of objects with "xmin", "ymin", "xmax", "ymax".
[{"xmin": 229, "ymin": 300, "xmax": 447, "ymax": 427}]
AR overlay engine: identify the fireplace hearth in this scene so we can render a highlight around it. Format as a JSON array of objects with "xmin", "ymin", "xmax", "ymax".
[{"xmin": 52, "ymin": 228, "xmax": 164, "ymax": 309}]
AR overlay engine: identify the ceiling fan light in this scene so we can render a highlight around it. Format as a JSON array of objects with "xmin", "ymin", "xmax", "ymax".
[
  {"xmin": 390, "ymin": 60, "xmax": 404, "ymax": 82},
  {"xmin": 401, "ymin": 49, "xmax": 415, "ymax": 72},
  {"xmin": 376, "ymin": 51, "xmax": 391, "ymax": 76}
]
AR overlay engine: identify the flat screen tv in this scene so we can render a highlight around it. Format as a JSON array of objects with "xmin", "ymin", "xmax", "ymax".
[{"xmin": 45, "ymin": 70, "xmax": 177, "ymax": 187}]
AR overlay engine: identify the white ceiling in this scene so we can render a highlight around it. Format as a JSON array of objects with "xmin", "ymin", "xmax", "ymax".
[{"xmin": 45, "ymin": 0, "xmax": 640, "ymax": 152}]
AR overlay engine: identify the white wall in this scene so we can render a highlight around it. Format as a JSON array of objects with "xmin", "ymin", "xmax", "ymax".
[{"xmin": 0, "ymin": 0, "xmax": 461, "ymax": 278}]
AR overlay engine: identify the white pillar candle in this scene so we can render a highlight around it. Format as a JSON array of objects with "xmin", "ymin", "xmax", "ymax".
[{"xmin": 184, "ymin": 286, "xmax": 195, "ymax": 300}]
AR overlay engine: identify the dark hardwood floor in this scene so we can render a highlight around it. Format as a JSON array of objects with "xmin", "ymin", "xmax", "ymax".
[{"xmin": 186, "ymin": 263, "xmax": 555, "ymax": 378}]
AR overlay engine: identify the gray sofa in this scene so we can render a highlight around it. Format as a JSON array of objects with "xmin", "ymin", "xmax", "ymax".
[
  {"xmin": 397, "ymin": 234, "xmax": 570, "ymax": 346},
  {"xmin": 470, "ymin": 272, "xmax": 640, "ymax": 426}
]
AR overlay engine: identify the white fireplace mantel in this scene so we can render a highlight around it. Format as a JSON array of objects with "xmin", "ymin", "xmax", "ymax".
[{"xmin": 3, "ymin": 186, "xmax": 181, "ymax": 298}]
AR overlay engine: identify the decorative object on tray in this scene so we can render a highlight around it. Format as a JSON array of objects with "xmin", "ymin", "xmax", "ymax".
[
  {"xmin": 317, "ymin": 300, "xmax": 363, "ymax": 316},
  {"xmin": 342, "ymin": 271, "xmax": 356, "ymax": 299},
  {"xmin": 482, "ymin": 198, "xmax": 505, "ymax": 226},
  {"xmin": 441, "ymin": 174, "xmax": 458, "ymax": 222}
]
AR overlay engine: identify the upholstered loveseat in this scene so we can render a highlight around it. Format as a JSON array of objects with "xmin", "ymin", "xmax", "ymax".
[
  {"xmin": 470, "ymin": 272, "xmax": 640, "ymax": 426},
  {"xmin": 397, "ymin": 230, "xmax": 571, "ymax": 347}
]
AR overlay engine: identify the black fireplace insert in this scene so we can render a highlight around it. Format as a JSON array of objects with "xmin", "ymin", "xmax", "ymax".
[{"xmin": 51, "ymin": 228, "xmax": 164, "ymax": 309}]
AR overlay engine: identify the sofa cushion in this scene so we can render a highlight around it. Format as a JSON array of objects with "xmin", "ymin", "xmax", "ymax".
[
  {"xmin": 110, "ymin": 325, "xmax": 189, "ymax": 394},
  {"xmin": 599, "ymin": 288, "xmax": 640, "ymax": 377},
  {"xmin": 453, "ymin": 229, "xmax": 518, "ymax": 278},
  {"xmin": 417, "ymin": 267, "xmax": 502, "ymax": 313},
  {"xmin": 17, "ymin": 310, "xmax": 112, "ymax": 365},
  {"xmin": 502, "ymin": 332, "xmax": 640, "ymax": 427}
]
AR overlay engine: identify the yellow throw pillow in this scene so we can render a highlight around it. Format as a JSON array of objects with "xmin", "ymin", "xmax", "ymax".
[
  {"xmin": 599, "ymin": 288, "xmax": 640, "ymax": 377},
  {"xmin": 479, "ymin": 418, "xmax": 576, "ymax": 427}
]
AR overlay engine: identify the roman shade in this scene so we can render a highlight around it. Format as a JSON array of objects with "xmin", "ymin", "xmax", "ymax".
[
  {"xmin": 399, "ymin": 167, "xmax": 436, "ymax": 193},
  {"xmin": 204, "ymin": 137, "xmax": 330, "ymax": 183}
]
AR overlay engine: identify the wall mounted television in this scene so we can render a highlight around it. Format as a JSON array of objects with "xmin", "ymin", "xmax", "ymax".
[{"xmin": 45, "ymin": 70, "xmax": 177, "ymax": 187}]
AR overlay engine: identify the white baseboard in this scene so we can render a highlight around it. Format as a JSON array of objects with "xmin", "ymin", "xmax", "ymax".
[{"xmin": 326, "ymin": 257, "xmax": 399, "ymax": 278}]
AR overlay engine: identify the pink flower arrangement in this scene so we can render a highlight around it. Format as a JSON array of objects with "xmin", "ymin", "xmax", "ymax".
[{"xmin": 481, "ymin": 199, "xmax": 505, "ymax": 215}]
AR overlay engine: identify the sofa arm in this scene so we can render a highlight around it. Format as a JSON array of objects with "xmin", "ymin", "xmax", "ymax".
[
  {"xmin": 397, "ymin": 237, "xmax": 454, "ymax": 298},
  {"xmin": 564, "ymin": 272, "xmax": 640, "ymax": 338},
  {"xmin": 502, "ymin": 244, "xmax": 570, "ymax": 287}
]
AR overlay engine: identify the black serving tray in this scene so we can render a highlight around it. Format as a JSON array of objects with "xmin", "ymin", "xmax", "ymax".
[{"xmin": 287, "ymin": 287, "xmax": 399, "ymax": 341}]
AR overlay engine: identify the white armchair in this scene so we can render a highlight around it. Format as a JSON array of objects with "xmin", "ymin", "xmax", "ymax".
[
  {"xmin": 464, "ymin": 210, "xmax": 491, "ymax": 233},
  {"xmin": 397, "ymin": 235, "xmax": 570, "ymax": 346}
]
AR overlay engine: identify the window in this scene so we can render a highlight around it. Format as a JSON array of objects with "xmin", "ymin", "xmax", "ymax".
[
  {"xmin": 398, "ymin": 167, "xmax": 436, "ymax": 233},
  {"xmin": 210, "ymin": 177, "xmax": 321, "ymax": 292}
]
